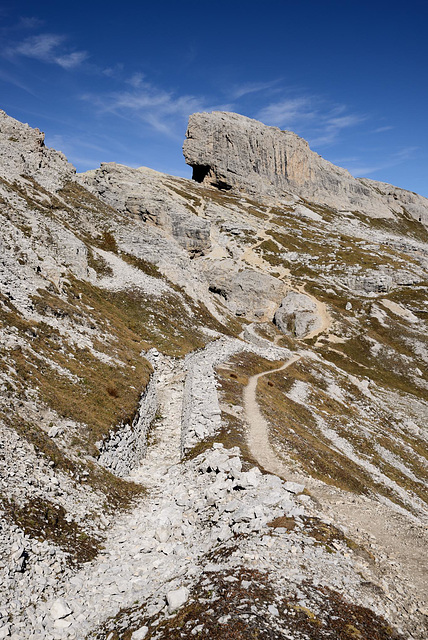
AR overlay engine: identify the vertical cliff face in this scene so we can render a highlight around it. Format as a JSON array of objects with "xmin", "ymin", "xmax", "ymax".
[
  {"xmin": 183, "ymin": 111, "xmax": 428, "ymax": 223},
  {"xmin": 183, "ymin": 111, "xmax": 313, "ymax": 193}
]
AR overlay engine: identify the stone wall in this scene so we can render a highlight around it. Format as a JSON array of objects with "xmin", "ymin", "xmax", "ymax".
[
  {"xmin": 97, "ymin": 374, "xmax": 158, "ymax": 477},
  {"xmin": 180, "ymin": 337, "xmax": 291, "ymax": 455}
]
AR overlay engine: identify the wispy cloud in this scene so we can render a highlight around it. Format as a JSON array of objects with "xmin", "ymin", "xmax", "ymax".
[
  {"xmin": 83, "ymin": 78, "xmax": 226, "ymax": 138},
  {"xmin": 346, "ymin": 147, "xmax": 419, "ymax": 176},
  {"xmin": 310, "ymin": 113, "xmax": 367, "ymax": 146},
  {"xmin": 256, "ymin": 95, "xmax": 366, "ymax": 147},
  {"xmin": 373, "ymin": 125, "xmax": 394, "ymax": 133},
  {"xmin": 257, "ymin": 97, "xmax": 314, "ymax": 127},
  {"xmin": 230, "ymin": 79, "xmax": 280, "ymax": 100},
  {"xmin": 126, "ymin": 72, "xmax": 145, "ymax": 88},
  {"xmin": 102, "ymin": 63, "xmax": 124, "ymax": 78},
  {"xmin": 5, "ymin": 33, "xmax": 87, "ymax": 69},
  {"xmin": 18, "ymin": 17, "xmax": 44, "ymax": 30},
  {"xmin": 0, "ymin": 68, "xmax": 36, "ymax": 94}
]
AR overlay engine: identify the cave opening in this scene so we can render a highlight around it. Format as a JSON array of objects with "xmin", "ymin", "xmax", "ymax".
[
  {"xmin": 191, "ymin": 165, "xmax": 232, "ymax": 191},
  {"xmin": 192, "ymin": 165, "xmax": 211, "ymax": 183}
]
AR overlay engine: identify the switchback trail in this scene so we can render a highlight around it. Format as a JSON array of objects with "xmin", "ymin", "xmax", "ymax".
[{"xmin": 239, "ymin": 206, "xmax": 331, "ymax": 339}]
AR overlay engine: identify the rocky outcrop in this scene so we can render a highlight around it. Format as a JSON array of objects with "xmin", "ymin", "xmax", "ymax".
[
  {"xmin": 183, "ymin": 111, "xmax": 420, "ymax": 220},
  {"xmin": 2, "ymin": 107, "xmax": 428, "ymax": 640},
  {"xmin": 0, "ymin": 110, "xmax": 75, "ymax": 190},
  {"xmin": 78, "ymin": 163, "xmax": 211, "ymax": 255},
  {"xmin": 346, "ymin": 272, "xmax": 393, "ymax": 294},
  {"xmin": 274, "ymin": 291, "xmax": 322, "ymax": 338},
  {"xmin": 359, "ymin": 177, "xmax": 428, "ymax": 227},
  {"xmin": 204, "ymin": 261, "xmax": 284, "ymax": 319}
]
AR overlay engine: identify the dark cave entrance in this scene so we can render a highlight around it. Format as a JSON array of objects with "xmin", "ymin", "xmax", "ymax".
[
  {"xmin": 191, "ymin": 164, "xmax": 232, "ymax": 191},
  {"xmin": 192, "ymin": 164, "xmax": 211, "ymax": 183}
]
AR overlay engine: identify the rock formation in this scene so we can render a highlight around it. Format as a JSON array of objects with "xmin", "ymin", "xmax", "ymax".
[
  {"xmin": 0, "ymin": 109, "xmax": 427, "ymax": 640},
  {"xmin": 0, "ymin": 110, "xmax": 75, "ymax": 191},
  {"xmin": 274, "ymin": 291, "xmax": 322, "ymax": 338},
  {"xmin": 183, "ymin": 111, "xmax": 428, "ymax": 226},
  {"xmin": 79, "ymin": 162, "xmax": 211, "ymax": 255}
]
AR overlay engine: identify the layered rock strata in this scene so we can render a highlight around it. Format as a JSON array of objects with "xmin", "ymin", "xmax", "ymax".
[{"xmin": 183, "ymin": 111, "xmax": 428, "ymax": 226}]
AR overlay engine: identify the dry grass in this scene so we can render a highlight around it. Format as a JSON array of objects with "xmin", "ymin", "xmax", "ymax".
[
  {"xmin": 89, "ymin": 566, "xmax": 403, "ymax": 640},
  {"xmin": 0, "ymin": 494, "xmax": 101, "ymax": 565}
]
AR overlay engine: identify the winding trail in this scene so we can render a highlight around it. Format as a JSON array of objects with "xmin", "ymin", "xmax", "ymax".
[
  {"xmin": 244, "ymin": 354, "xmax": 304, "ymax": 482},
  {"xmin": 242, "ymin": 336, "xmax": 428, "ymax": 608},
  {"xmin": 238, "ymin": 207, "xmax": 331, "ymax": 339}
]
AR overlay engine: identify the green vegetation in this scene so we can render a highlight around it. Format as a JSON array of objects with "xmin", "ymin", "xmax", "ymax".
[
  {"xmin": 351, "ymin": 208, "xmax": 428, "ymax": 243},
  {"xmin": 320, "ymin": 333, "xmax": 426, "ymax": 400}
]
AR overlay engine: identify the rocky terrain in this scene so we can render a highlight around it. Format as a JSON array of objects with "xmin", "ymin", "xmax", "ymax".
[{"xmin": 0, "ymin": 108, "xmax": 427, "ymax": 639}]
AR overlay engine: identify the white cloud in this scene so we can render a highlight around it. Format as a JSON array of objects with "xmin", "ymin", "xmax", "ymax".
[
  {"xmin": 126, "ymin": 72, "xmax": 145, "ymax": 88},
  {"xmin": 18, "ymin": 17, "xmax": 45, "ymax": 30},
  {"xmin": 230, "ymin": 79, "xmax": 280, "ymax": 100},
  {"xmin": 345, "ymin": 147, "xmax": 419, "ymax": 176},
  {"xmin": 55, "ymin": 51, "xmax": 87, "ymax": 69},
  {"xmin": 255, "ymin": 94, "xmax": 366, "ymax": 147},
  {"xmin": 83, "ymin": 80, "xmax": 216, "ymax": 138},
  {"xmin": 257, "ymin": 97, "xmax": 314, "ymax": 128},
  {"xmin": 373, "ymin": 125, "xmax": 394, "ymax": 133},
  {"xmin": 5, "ymin": 33, "xmax": 87, "ymax": 69},
  {"xmin": 310, "ymin": 113, "xmax": 366, "ymax": 146},
  {"xmin": 102, "ymin": 63, "xmax": 124, "ymax": 78},
  {"xmin": 0, "ymin": 68, "xmax": 36, "ymax": 94}
]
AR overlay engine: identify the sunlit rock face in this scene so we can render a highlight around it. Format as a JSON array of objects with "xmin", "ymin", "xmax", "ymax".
[
  {"xmin": 0, "ymin": 110, "xmax": 75, "ymax": 191},
  {"xmin": 184, "ymin": 111, "xmax": 428, "ymax": 225}
]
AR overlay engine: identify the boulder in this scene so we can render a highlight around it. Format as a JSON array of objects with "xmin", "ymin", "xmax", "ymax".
[
  {"xmin": 283, "ymin": 481, "xmax": 305, "ymax": 494},
  {"xmin": 50, "ymin": 598, "xmax": 72, "ymax": 620},
  {"xmin": 274, "ymin": 291, "xmax": 322, "ymax": 338},
  {"xmin": 166, "ymin": 586, "xmax": 189, "ymax": 613},
  {"xmin": 205, "ymin": 261, "xmax": 284, "ymax": 319}
]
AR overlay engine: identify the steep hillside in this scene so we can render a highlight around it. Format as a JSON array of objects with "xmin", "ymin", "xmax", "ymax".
[{"xmin": 0, "ymin": 109, "xmax": 427, "ymax": 640}]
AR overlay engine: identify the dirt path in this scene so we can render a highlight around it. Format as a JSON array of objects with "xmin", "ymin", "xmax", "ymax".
[
  {"xmin": 244, "ymin": 354, "xmax": 306, "ymax": 483},
  {"xmin": 243, "ymin": 354, "xmax": 428, "ymax": 608},
  {"xmin": 239, "ymin": 211, "xmax": 331, "ymax": 339}
]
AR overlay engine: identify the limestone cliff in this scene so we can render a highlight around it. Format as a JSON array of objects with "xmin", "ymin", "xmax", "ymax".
[
  {"xmin": 0, "ymin": 110, "xmax": 75, "ymax": 191},
  {"xmin": 183, "ymin": 111, "xmax": 428, "ymax": 227}
]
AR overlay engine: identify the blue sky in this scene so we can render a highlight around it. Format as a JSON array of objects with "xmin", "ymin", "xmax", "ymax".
[{"xmin": 1, "ymin": 0, "xmax": 427, "ymax": 196}]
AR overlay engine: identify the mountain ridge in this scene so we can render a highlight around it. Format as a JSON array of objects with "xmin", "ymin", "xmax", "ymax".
[{"xmin": 183, "ymin": 111, "xmax": 428, "ymax": 227}]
